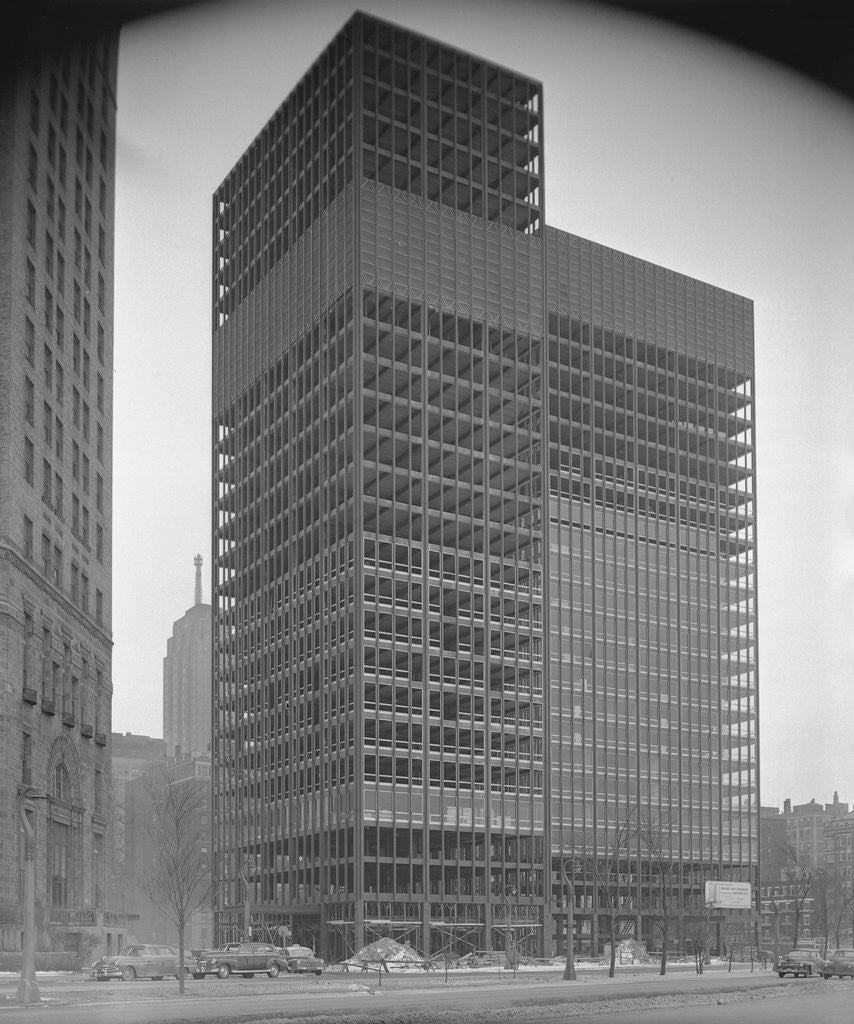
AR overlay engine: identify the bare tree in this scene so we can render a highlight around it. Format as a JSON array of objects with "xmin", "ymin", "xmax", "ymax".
[
  {"xmin": 635, "ymin": 813, "xmax": 679, "ymax": 975},
  {"xmin": 782, "ymin": 846, "xmax": 812, "ymax": 948},
  {"xmin": 816, "ymin": 871, "xmax": 854, "ymax": 951},
  {"xmin": 686, "ymin": 904, "xmax": 712, "ymax": 973},
  {"xmin": 141, "ymin": 766, "xmax": 212, "ymax": 995},
  {"xmin": 585, "ymin": 807, "xmax": 636, "ymax": 979}
]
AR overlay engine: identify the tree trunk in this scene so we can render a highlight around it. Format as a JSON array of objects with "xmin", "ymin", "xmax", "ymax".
[
  {"xmin": 608, "ymin": 912, "xmax": 616, "ymax": 978},
  {"xmin": 660, "ymin": 914, "xmax": 668, "ymax": 976},
  {"xmin": 178, "ymin": 919, "xmax": 185, "ymax": 995}
]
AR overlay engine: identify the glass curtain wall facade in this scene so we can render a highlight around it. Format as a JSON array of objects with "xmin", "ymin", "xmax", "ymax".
[
  {"xmin": 545, "ymin": 232, "xmax": 757, "ymax": 954},
  {"xmin": 212, "ymin": 12, "xmax": 757, "ymax": 960}
]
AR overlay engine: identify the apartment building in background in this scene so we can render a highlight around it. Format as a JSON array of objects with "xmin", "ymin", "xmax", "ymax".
[
  {"xmin": 0, "ymin": 34, "xmax": 119, "ymax": 958},
  {"xmin": 212, "ymin": 12, "xmax": 758, "ymax": 960},
  {"xmin": 759, "ymin": 794, "xmax": 853, "ymax": 951},
  {"xmin": 163, "ymin": 555, "xmax": 213, "ymax": 759}
]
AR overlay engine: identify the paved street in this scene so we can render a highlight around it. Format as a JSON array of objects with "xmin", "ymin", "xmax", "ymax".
[{"xmin": 3, "ymin": 966, "xmax": 850, "ymax": 1024}]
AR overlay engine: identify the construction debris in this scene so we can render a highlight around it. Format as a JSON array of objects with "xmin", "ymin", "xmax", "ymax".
[{"xmin": 345, "ymin": 937, "xmax": 428, "ymax": 971}]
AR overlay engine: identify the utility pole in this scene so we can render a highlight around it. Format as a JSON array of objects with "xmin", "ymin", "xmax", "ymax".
[{"xmin": 16, "ymin": 787, "xmax": 49, "ymax": 1006}]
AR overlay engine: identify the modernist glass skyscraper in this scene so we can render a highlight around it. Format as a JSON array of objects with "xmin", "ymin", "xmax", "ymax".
[{"xmin": 212, "ymin": 13, "xmax": 757, "ymax": 959}]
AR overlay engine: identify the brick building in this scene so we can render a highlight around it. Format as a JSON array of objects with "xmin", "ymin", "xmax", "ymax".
[{"xmin": 0, "ymin": 31, "xmax": 119, "ymax": 958}]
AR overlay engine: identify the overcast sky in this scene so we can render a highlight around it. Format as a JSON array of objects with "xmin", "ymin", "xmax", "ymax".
[{"xmin": 111, "ymin": 0, "xmax": 854, "ymax": 808}]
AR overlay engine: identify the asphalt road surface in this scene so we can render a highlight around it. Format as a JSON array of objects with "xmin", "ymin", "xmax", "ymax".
[
  {"xmin": 1, "ymin": 970, "xmax": 851, "ymax": 1024},
  {"xmin": 566, "ymin": 987, "xmax": 854, "ymax": 1023}
]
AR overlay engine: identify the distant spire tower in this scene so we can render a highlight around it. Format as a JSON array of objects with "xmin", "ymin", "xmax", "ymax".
[{"xmin": 194, "ymin": 554, "xmax": 203, "ymax": 605}]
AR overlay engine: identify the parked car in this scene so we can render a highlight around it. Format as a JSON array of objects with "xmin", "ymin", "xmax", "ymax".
[
  {"xmin": 776, "ymin": 948, "xmax": 828, "ymax": 978},
  {"xmin": 90, "ymin": 944, "xmax": 199, "ymax": 981},
  {"xmin": 196, "ymin": 941, "xmax": 287, "ymax": 979},
  {"xmin": 821, "ymin": 948, "xmax": 854, "ymax": 979},
  {"xmin": 282, "ymin": 944, "xmax": 325, "ymax": 975}
]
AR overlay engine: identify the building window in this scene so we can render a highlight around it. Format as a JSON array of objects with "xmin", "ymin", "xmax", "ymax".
[
  {"xmin": 97, "ymin": 323, "xmax": 105, "ymax": 363},
  {"xmin": 53, "ymin": 544, "xmax": 62, "ymax": 587},
  {"xmin": 54, "ymin": 473, "xmax": 63, "ymax": 513},
  {"xmin": 55, "ymin": 361, "xmax": 64, "ymax": 401},
  {"xmin": 43, "ymin": 401, "xmax": 53, "ymax": 447},
  {"xmin": 49, "ymin": 816, "xmax": 71, "ymax": 908},
  {"xmin": 83, "ymin": 350, "xmax": 90, "ymax": 389},
  {"xmin": 71, "ymin": 562, "xmax": 79, "ymax": 602},
  {"xmin": 26, "ymin": 201, "xmax": 37, "ymax": 245},
  {"xmin": 72, "ymin": 387, "xmax": 80, "ymax": 427},
  {"xmin": 96, "ymin": 524, "xmax": 103, "ymax": 562},
  {"xmin": 42, "ymin": 460, "xmax": 52, "ymax": 504},
  {"xmin": 81, "ymin": 572, "xmax": 89, "ymax": 612},
  {"xmin": 96, "ymin": 473, "xmax": 103, "ymax": 511},
  {"xmin": 72, "ymin": 440, "xmax": 79, "ymax": 480},
  {"xmin": 95, "ymin": 589, "xmax": 103, "ymax": 625},
  {"xmin": 28, "ymin": 145, "xmax": 38, "ymax": 189},
  {"xmin": 24, "ymin": 437, "xmax": 34, "ymax": 485},
  {"xmin": 41, "ymin": 533, "xmax": 51, "ymax": 577},
  {"xmin": 23, "ymin": 516, "xmax": 33, "ymax": 559},
  {"xmin": 97, "ymin": 423, "xmax": 104, "ymax": 462},
  {"xmin": 97, "ymin": 273, "xmax": 104, "ymax": 313},
  {"xmin": 44, "ymin": 287, "xmax": 53, "ymax": 331},
  {"xmin": 44, "ymin": 231, "xmax": 54, "ymax": 274},
  {"xmin": 57, "ymin": 197, "xmax": 65, "ymax": 241},
  {"xmin": 25, "ymin": 259, "xmax": 36, "ymax": 305},
  {"xmin": 93, "ymin": 831, "xmax": 104, "ymax": 906},
  {"xmin": 96, "ymin": 373, "xmax": 104, "ymax": 412},
  {"xmin": 25, "ymin": 377, "xmax": 34, "ymax": 423},
  {"xmin": 82, "ymin": 453, "xmax": 89, "ymax": 494},
  {"xmin": 56, "ymin": 251, "xmax": 65, "ymax": 295},
  {"xmin": 23, "ymin": 732, "xmax": 33, "ymax": 785},
  {"xmin": 72, "ymin": 495, "xmax": 79, "ymax": 535},
  {"xmin": 25, "ymin": 317, "xmax": 35, "ymax": 364}
]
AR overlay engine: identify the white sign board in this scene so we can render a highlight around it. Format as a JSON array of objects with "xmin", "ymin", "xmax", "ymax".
[{"xmin": 704, "ymin": 881, "xmax": 753, "ymax": 909}]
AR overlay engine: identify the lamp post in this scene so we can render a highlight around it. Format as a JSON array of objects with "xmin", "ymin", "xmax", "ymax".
[
  {"xmin": 562, "ymin": 859, "xmax": 577, "ymax": 980},
  {"xmin": 17, "ymin": 786, "xmax": 49, "ymax": 1005}
]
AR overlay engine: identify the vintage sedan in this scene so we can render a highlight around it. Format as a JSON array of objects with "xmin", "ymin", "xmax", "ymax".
[
  {"xmin": 282, "ymin": 944, "xmax": 325, "ymax": 975},
  {"xmin": 90, "ymin": 944, "xmax": 199, "ymax": 981},
  {"xmin": 776, "ymin": 948, "xmax": 828, "ymax": 978},
  {"xmin": 196, "ymin": 941, "xmax": 287, "ymax": 979},
  {"xmin": 821, "ymin": 948, "xmax": 854, "ymax": 979}
]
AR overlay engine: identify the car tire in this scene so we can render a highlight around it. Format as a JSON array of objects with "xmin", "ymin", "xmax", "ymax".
[
  {"xmin": 242, "ymin": 973, "xmax": 254, "ymax": 979},
  {"xmin": 152, "ymin": 976, "xmax": 163, "ymax": 981},
  {"xmin": 121, "ymin": 967, "xmax": 136, "ymax": 982},
  {"xmin": 267, "ymin": 964, "xmax": 280, "ymax": 978},
  {"xmin": 193, "ymin": 973, "xmax": 205, "ymax": 979},
  {"xmin": 175, "ymin": 968, "xmax": 190, "ymax": 980},
  {"xmin": 217, "ymin": 964, "xmax": 231, "ymax": 979},
  {"xmin": 315, "ymin": 969, "xmax": 322, "ymax": 977}
]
